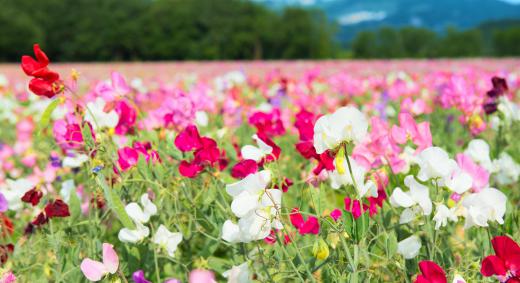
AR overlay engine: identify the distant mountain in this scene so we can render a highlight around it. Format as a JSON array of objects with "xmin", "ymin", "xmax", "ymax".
[{"xmin": 254, "ymin": 0, "xmax": 520, "ymax": 43}]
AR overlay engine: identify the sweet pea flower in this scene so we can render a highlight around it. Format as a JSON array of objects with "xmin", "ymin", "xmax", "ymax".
[
  {"xmin": 462, "ymin": 188, "xmax": 506, "ymax": 229},
  {"xmin": 95, "ymin": 72, "xmax": 131, "ymax": 101},
  {"xmin": 118, "ymin": 194, "xmax": 157, "ymax": 243},
  {"xmin": 241, "ymin": 134, "xmax": 277, "ymax": 163},
  {"xmin": 390, "ymin": 175, "xmax": 432, "ymax": 224},
  {"xmin": 397, "ymin": 235, "xmax": 422, "ymax": 259},
  {"xmin": 132, "ymin": 270, "xmax": 151, "ymax": 283},
  {"xmin": 313, "ymin": 106, "xmax": 368, "ymax": 154},
  {"xmin": 416, "ymin": 147, "xmax": 457, "ymax": 182},
  {"xmin": 222, "ymin": 262, "xmax": 251, "ymax": 283},
  {"xmin": 432, "ymin": 204, "xmax": 458, "ymax": 230},
  {"xmin": 0, "ymin": 178, "xmax": 35, "ymax": 211},
  {"xmin": 84, "ymin": 97, "xmax": 119, "ymax": 130},
  {"xmin": 391, "ymin": 112, "xmax": 432, "ymax": 152},
  {"xmin": 464, "ymin": 139, "xmax": 495, "ymax": 172},
  {"xmin": 481, "ymin": 235, "xmax": 520, "ymax": 282},
  {"xmin": 152, "ymin": 225, "xmax": 183, "ymax": 257},
  {"xmin": 414, "ymin": 260, "xmax": 447, "ymax": 283},
  {"xmin": 290, "ymin": 208, "xmax": 320, "ymax": 235},
  {"xmin": 189, "ymin": 269, "xmax": 216, "ymax": 283},
  {"xmin": 115, "ymin": 100, "xmax": 137, "ymax": 135},
  {"xmin": 328, "ymin": 154, "xmax": 377, "ymax": 198},
  {"xmin": 494, "ymin": 152, "xmax": 520, "ymax": 185},
  {"xmin": 80, "ymin": 243, "xmax": 119, "ymax": 282},
  {"xmin": 20, "ymin": 44, "xmax": 62, "ymax": 98}
]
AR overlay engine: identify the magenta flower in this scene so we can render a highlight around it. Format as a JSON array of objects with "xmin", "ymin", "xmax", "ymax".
[
  {"xmin": 114, "ymin": 100, "xmax": 137, "ymax": 135},
  {"xmin": 290, "ymin": 208, "xmax": 320, "ymax": 235}
]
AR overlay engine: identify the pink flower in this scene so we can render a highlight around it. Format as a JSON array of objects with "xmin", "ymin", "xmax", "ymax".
[
  {"xmin": 117, "ymin": 147, "xmax": 140, "ymax": 171},
  {"xmin": 414, "ymin": 260, "xmax": 447, "ymax": 283},
  {"xmin": 455, "ymin": 153, "xmax": 489, "ymax": 192},
  {"xmin": 344, "ymin": 198, "xmax": 368, "ymax": 219},
  {"xmin": 401, "ymin": 98, "xmax": 428, "ymax": 116},
  {"xmin": 114, "ymin": 100, "xmax": 136, "ymax": 135},
  {"xmin": 53, "ymin": 119, "xmax": 95, "ymax": 151},
  {"xmin": 249, "ymin": 109, "xmax": 285, "ymax": 137},
  {"xmin": 290, "ymin": 208, "xmax": 320, "ymax": 235},
  {"xmin": 80, "ymin": 243, "xmax": 119, "ymax": 282},
  {"xmin": 95, "ymin": 72, "xmax": 131, "ymax": 102},
  {"xmin": 391, "ymin": 112, "xmax": 432, "ymax": 152},
  {"xmin": 188, "ymin": 269, "xmax": 216, "ymax": 283},
  {"xmin": 330, "ymin": 209, "xmax": 343, "ymax": 221}
]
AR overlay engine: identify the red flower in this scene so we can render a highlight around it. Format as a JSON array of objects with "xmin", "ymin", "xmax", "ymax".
[
  {"xmin": 481, "ymin": 236, "xmax": 520, "ymax": 282},
  {"xmin": 174, "ymin": 125, "xmax": 226, "ymax": 178},
  {"xmin": 414, "ymin": 260, "xmax": 447, "ymax": 283},
  {"xmin": 31, "ymin": 212, "xmax": 49, "ymax": 226},
  {"xmin": 21, "ymin": 187, "xmax": 43, "ymax": 206},
  {"xmin": 290, "ymin": 208, "xmax": 320, "ymax": 235},
  {"xmin": 231, "ymin": 159, "xmax": 258, "ymax": 179},
  {"xmin": 114, "ymin": 100, "xmax": 137, "ymax": 135},
  {"xmin": 21, "ymin": 44, "xmax": 62, "ymax": 98},
  {"xmin": 44, "ymin": 199, "xmax": 70, "ymax": 218},
  {"xmin": 248, "ymin": 109, "xmax": 285, "ymax": 137},
  {"xmin": 344, "ymin": 197, "xmax": 369, "ymax": 220}
]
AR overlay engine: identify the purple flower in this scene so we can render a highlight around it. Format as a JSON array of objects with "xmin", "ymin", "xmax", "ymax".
[
  {"xmin": 132, "ymin": 270, "xmax": 151, "ymax": 283},
  {"xmin": 0, "ymin": 193, "xmax": 8, "ymax": 212}
]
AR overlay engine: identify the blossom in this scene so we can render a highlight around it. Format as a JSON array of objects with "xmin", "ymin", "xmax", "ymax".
[
  {"xmin": 189, "ymin": 269, "xmax": 216, "ymax": 283},
  {"xmin": 416, "ymin": 147, "xmax": 458, "ymax": 182},
  {"xmin": 464, "ymin": 139, "xmax": 495, "ymax": 172},
  {"xmin": 223, "ymin": 170, "xmax": 282, "ymax": 243},
  {"xmin": 21, "ymin": 44, "xmax": 62, "ymax": 98},
  {"xmin": 84, "ymin": 97, "xmax": 119, "ymax": 130},
  {"xmin": 248, "ymin": 109, "xmax": 285, "ymax": 137},
  {"xmin": 231, "ymin": 159, "xmax": 258, "ymax": 179},
  {"xmin": 313, "ymin": 106, "xmax": 368, "ymax": 154},
  {"xmin": 432, "ymin": 204, "xmax": 458, "ymax": 230},
  {"xmin": 132, "ymin": 270, "xmax": 151, "ymax": 283},
  {"xmin": 494, "ymin": 152, "xmax": 520, "ymax": 185},
  {"xmin": 21, "ymin": 187, "xmax": 42, "ymax": 206},
  {"xmin": 397, "ymin": 235, "xmax": 421, "ymax": 259},
  {"xmin": 462, "ymin": 188, "xmax": 506, "ymax": 229},
  {"xmin": 0, "ymin": 178, "xmax": 35, "ymax": 211},
  {"xmin": 290, "ymin": 208, "xmax": 320, "ymax": 235},
  {"xmin": 414, "ymin": 260, "xmax": 447, "ymax": 283},
  {"xmin": 95, "ymin": 72, "xmax": 131, "ymax": 101},
  {"xmin": 152, "ymin": 225, "xmax": 183, "ymax": 257},
  {"xmin": 390, "ymin": 175, "xmax": 432, "ymax": 224},
  {"xmin": 240, "ymin": 134, "xmax": 280, "ymax": 163},
  {"xmin": 44, "ymin": 199, "xmax": 71, "ymax": 218},
  {"xmin": 328, "ymin": 154, "xmax": 377, "ymax": 198},
  {"xmin": 114, "ymin": 100, "xmax": 137, "ymax": 135},
  {"xmin": 118, "ymin": 194, "xmax": 156, "ymax": 243},
  {"xmin": 80, "ymin": 243, "xmax": 119, "ymax": 282},
  {"xmin": 391, "ymin": 112, "xmax": 432, "ymax": 152},
  {"xmin": 481, "ymin": 235, "xmax": 520, "ymax": 282},
  {"xmin": 222, "ymin": 262, "xmax": 251, "ymax": 283}
]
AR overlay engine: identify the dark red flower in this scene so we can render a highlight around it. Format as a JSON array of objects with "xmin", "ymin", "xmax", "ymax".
[
  {"xmin": 481, "ymin": 236, "xmax": 520, "ymax": 282},
  {"xmin": 231, "ymin": 159, "xmax": 258, "ymax": 179},
  {"xmin": 274, "ymin": 178, "xmax": 293, "ymax": 193},
  {"xmin": 414, "ymin": 260, "xmax": 447, "ymax": 283},
  {"xmin": 44, "ymin": 199, "xmax": 70, "ymax": 218},
  {"xmin": 21, "ymin": 44, "xmax": 62, "ymax": 98},
  {"xmin": 31, "ymin": 212, "xmax": 49, "ymax": 226},
  {"xmin": 0, "ymin": 244, "xmax": 14, "ymax": 265},
  {"xmin": 21, "ymin": 187, "xmax": 43, "ymax": 206}
]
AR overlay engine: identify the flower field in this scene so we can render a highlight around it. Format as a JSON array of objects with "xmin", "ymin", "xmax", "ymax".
[{"xmin": 0, "ymin": 45, "xmax": 519, "ymax": 282}]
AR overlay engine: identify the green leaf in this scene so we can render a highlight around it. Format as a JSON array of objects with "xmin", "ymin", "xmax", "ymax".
[
  {"xmin": 68, "ymin": 188, "xmax": 82, "ymax": 221},
  {"xmin": 95, "ymin": 173, "xmax": 136, "ymax": 229},
  {"xmin": 81, "ymin": 123, "xmax": 95, "ymax": 151},
  {"xmin": 38, "ymin": 98, "xmax": 60, "ymax": 134}
]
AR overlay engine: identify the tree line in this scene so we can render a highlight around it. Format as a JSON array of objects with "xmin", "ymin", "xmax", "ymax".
[{"xmin": 0, "ymin": 0, "xmax": 518, "ymax": 61}]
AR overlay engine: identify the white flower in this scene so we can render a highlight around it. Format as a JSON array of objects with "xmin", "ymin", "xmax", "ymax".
[
  {"xmin": 60, "ymin": 179, "xmax": 77, "ymax": 203},
  {"xmin": 493, "ymin": 152, "xmax": 520, "ymax": 185},
  {"xmin": 462, "ymin": 188, "xmax": 506, "ymax": 229},
  {"xmin": 223, "ymin": 262, "xmax": 251, "ymax": 283},
  {"xmin": 240, "ymin": 135, "xmax": 273, "ymax": 162},
  {"xmin": 195, "ymin": 111, "xmax": 209, "ymax": 127},
  {"xmin": 433, "ymin": 204, "xmax": 458, "ymax": 230},
  {"xmin": 223, "ymin": 170, "xmax": 282, "ymax": 243},
  {"xmin": 390, "ymin": 175, "xmax": 432, "ymax": 224},
  {"xmin": 118, "ymin": 194, "xmax": 157, "ymax": 243},
  {"xmin": 416, "ymin": 147, "xmax": 457, "ymax": 181},
  {"xmin": 329, "ymin": 156, "xmax": 377, "ymax": 198},
  {"xmin": 397, "ymin": 235, "xmax": 421, "ymax": 259},
  {"xmin": 313, "ymin": 106, "xmax": 368, "ymax": 154},
  {"xmin": 464, "ymin": 139, "xmax": 495, "ymax": 172},
  {"xmin": 153, "ymin": 225, "xmax": 183, "ymax": 257},
  {"xmin": 62, "ymin": 153, "xmax": 89, "ymax": 168},
  {"xmin": 118, "ymin": 223, "xmax": 150, "ymax": 243},
  {"xmin": 444, "ymin": 169, "xmax": 472, "ymax": 194},
  {"xmin": 497, "ymin": 96, "xmax": 520, "ymax": 125},
  {"xmin": 84, "ymin": 97, "xmax": 119, "ymax": 130},
  {"xmin": 0, "ymin": 178, "xmax": 34, "ymax": 211}
]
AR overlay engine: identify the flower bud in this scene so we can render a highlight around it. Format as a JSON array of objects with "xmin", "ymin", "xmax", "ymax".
[{"xmin": 313, "ymin": 238, "xmax": 329, "ymax": 260}]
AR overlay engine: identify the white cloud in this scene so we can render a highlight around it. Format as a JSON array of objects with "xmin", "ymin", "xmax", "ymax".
[{"xmin": 339, "ymin": 11, "xmax": 387, "ymax": 25}]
